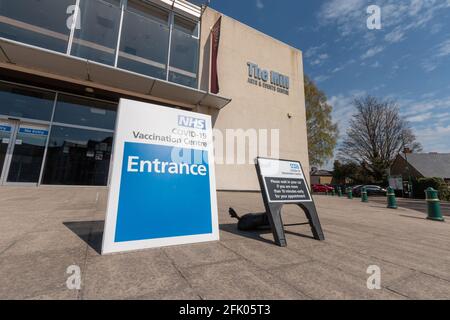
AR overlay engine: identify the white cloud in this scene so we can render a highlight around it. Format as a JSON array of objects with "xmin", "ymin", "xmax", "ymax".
[
  {"xmin": 406, "ymin": 112, "xmax": 433, "ymax": 123},
  {"xmin": 329, "ymin": 90, "xmax": 366, "ymax": 137},
  {"xmin": 304, "ymin": 45, "xmax": 329, "ymax": 66},
  {"xmin": 256, "ymin": 0, "xmax": 264, "ymax": 10},
  {"xmin": 310, "ymin": 53, "xmax": 330, "ymax": 66},
  {"xmin": 361, "ymin": 46, "xmax": 384, "ymax": 60},
  {"xmin": 314, "ymin": 75, "xmax": 331, "ymax": 83},
  {"xmin": 437, "ymin": 39, "xmax": 450, "ymax": 57},
  {"xmin": 318, "ymin": 0, "xmax": 450, "ymax": 47},
  {"xmin": 304, "ymin": 44, "xmax": 326, "ymax": 58},
  {"xmin": 414, "ymin": 125, "xmax": 450, "ymax": 153},
  {"xmin": 421, "ymin": 39, "xmax": 450, "ymax": 72},
  {"xmin": 385, "ymin": 28, "xmax": 405, "ymax": 43}
]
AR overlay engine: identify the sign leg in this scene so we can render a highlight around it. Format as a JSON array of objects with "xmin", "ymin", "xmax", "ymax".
[
  {"xmin": 300, "ymin": 203, "xmax": 325, "ymax": 241},
  {"xmin": 266, "ymin": 204, "xmax": 287, "ymax": 247}
]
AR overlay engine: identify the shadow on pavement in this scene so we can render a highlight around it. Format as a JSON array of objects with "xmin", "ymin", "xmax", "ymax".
[
  {"xmin": 64, "ymin": 220, "xmax": 104, "ymax": 255},
  {"xmin": 220, "ymin": 222, "xmax": 314, "ymax": 245}
]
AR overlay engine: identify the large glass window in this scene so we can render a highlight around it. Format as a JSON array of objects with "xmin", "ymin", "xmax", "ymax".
[
  {"xmin": 1, "ymin": 0, "xmax": 201, "ymax": 88},
  {"xmin": 117, "ymin": 1, "xmax": 170, "ymax": 80},
  {"xmin": 0, "ymin": 0, "xmax": 74, "ymax": 53},
  {"xmin": 0, "ymin": 82, "xmax": 55, "ymax": 121},
  {"xmin": 53, "ymin": 94, "xmax": 116, "ymax": 130},
  {"xmin": 42, "ymin": 126, "xmax": 113, "ymax": 186},
  {"xmin": 168, "ymin": 15, "xmax": 199, "ymax": 88},
  {"xmin": 0, "ymin": 82, "xmax": 117, "ymax": 186},
  {"xmin": 71, "ymin": 0, "xmax": 121, "ymax": 66}
]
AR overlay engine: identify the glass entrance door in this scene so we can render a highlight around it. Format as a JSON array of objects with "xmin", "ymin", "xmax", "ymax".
[
  {"xmin": 0, "ymin": 122, "xmax": 49, "ymax": 185},
  {"xmin": 0, "ymin": 121, "xmax": 16, "ymax": 183}
]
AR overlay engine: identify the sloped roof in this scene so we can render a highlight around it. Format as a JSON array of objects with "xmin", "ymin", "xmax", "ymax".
[
  {"xmin": 311, "ymin": 170, "xmax": 333, "ymax": 176},
  {"xmin": 401, "ymin": 153, "xmax": 450, "ymax": 178}
]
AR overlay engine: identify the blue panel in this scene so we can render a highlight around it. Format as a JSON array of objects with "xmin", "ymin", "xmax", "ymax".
[
  {"xmin": 19, "ymin": 128, "xmax": 48, "ymax": 136},
  {"xmin": 114, "ymin": 142, "xmax": 212, "ymax": 242},
  {"xmin": 0, "ymin": 125, "xmax": 12, "ymax": 132}
]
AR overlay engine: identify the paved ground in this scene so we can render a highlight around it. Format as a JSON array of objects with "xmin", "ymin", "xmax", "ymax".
[
  {"xmin": 370, "ymin": 196, "xmax": 450, "ymax": 217},
  {"xmin": 1, "ymin": 187, "xmax": 450, "ymax": 300}
]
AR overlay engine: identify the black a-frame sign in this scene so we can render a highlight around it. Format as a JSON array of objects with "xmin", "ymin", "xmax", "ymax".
[{"xmin": 255, "ymin": 157, "xmax": 325, "ymax": 247}]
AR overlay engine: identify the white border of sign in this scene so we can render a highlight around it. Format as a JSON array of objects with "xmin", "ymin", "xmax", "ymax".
[
  {"xmin": 101, "ymin": 99, "xmax": 219, "ymax": 254},
  {"xmin": 257, "ymin": 157, "xmax": 313, "ymax": 203}
]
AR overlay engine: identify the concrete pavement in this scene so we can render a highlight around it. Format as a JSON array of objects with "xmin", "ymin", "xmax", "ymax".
[{"xmin": 1, "ymin": 187, "xmax": 450, "ymax": 299}]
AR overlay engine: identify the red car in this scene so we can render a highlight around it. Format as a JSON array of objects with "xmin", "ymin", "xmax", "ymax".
[{"xmin": 312, "ymin": 184, "xmax": 334, "ymax": 193}]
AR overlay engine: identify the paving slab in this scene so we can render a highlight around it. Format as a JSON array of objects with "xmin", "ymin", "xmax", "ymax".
[
  {"xmin": 270, "ymin": 260, "xmax": 405, "ymax": 300},
  {"xmin": 0, "ymin": 248, "xmax": 86, "ymax": 299},
  {"xmin": 81, "ymin": 249, "xmax": 194, "ymax": 299},
  {"xmin": 221, "ymin": 238, "xmax": 312, "ymax": 270},
  {"xmin": 179, "ymin": 260, "xmax": 307, "ymax": 300},
  {"xmin": 387, "ymin": 272, "xmax": 450, "ymax": 299}
]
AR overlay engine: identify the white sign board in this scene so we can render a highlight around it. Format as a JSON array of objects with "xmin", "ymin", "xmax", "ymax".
[
  {"xmin": 389, "ymin": 176, "xmax": 403, "ymax": 191},
  {"xmin": 102, "ymin": 99, "xmax": 219, "ymax": 254},
  {"xmin": 257, "ymin": 158, "xmax": 312, "ymax": 203}
]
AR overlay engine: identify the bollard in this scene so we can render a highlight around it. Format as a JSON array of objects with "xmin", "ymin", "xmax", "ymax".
[
  {"xmin": 426, "ymin": 187, "xmax": 445, "ymax": 222},
  {"xmin": 332, "ymin": 189, "xmax": 336, "ymax": 197},
  {"xmin": 338, "ymin": 187, "xmax": 342, "ymax": 197},
  {"xmin": 361, "ymin": 186, "xmax": 368, "ymax": 202},
  {"xmin": 387, "ymin": 186, "xmax": 397, "ymax": 209},
  {"xmin": 347, "ymin": 188, "xmax": 353, "ymax": 200}
]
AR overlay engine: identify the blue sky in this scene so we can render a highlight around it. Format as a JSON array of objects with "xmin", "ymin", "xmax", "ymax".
[{"xmin": 210, "ymin": 0, "xmax": 450, "ymax": 165}]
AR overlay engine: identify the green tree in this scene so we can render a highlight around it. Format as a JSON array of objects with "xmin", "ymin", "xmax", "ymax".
[
  {"xmin": 304, "ymin": 75, "xmax": 339, "ymax": 167},
  {"xmin": 333, "ymin": 160, "xmax": 371, "ymax": 185}
]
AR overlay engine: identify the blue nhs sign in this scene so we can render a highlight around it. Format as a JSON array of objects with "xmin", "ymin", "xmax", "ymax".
[{"xmin": 178, "ymin": 115, "xmax": 206, "ymax": 130}]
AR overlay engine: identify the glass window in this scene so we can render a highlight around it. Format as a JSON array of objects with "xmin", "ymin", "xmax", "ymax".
[
  {"xmin": 0, "ymin": 82, "xmax": 55, "ymax": 121},
  {"xmin": 7, "ymin": 124, "xmax": 48, "ymax": 183},
  {"xmin": 53, "ymin": 94, "xmax": 116, "ymax": 130},
  {"xmin": 0, "ymin": 0, "xmax": 74, "ymax": 53},
  {"xmin": 169, "ymin": 16, "xmax": 199, "ymax": 88},
  {"xmin": 117, "ymin": 1, "xmax": 169, "ymax": 80},
  {"xmin": 42, "ymin": 126, "xmax": 113, "ymax": 186},
  {"xmin": 126, "ymin": 0, "xmax": 169, "ymax": 24},
  {"xmin": 70, "ymin": 0, "xmax": 121, "ymax": 66}
]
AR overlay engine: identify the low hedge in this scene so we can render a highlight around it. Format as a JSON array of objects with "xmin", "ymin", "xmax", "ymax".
[{"xmin": 412, "ymin": 177, "xmax": 450, "ymax": 201}]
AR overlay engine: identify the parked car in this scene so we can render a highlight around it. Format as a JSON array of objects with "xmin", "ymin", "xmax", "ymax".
[
  {"xmin": 312, "ymin": 184, "xmax": 335, "ymax": 193},
  {"xmin": 352, "ymin": 185, "xmax": 387, "ymax": 197}
]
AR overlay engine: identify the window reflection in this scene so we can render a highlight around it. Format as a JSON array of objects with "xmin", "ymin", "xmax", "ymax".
[
  {"xmin": 53, "ymin": 94, "xmax": 116, "ymax": 130},
  {"xmin": 0, "ymin": 0, "xmax": 201, "ymax": 88},
  {"xmin": 118, "ymin": 1, "xmax": 169, "ymax": 80},
  {"xmin": 71, "ymin": 0, "xmax": 121, "ymax": 66},
  {"xmin": 0, "ymin": 0, "xmax": 74, "ymax": 53},
  {"xmin": 43, "ymin": 126, "xmax": 113, "ymax": 186},
  {"xmin": 0, "ymin": 82, "xmax": 55, "ymax": 121},
  {"xmin": 169, "ymin": 15, "xmax": 199, "ymax": 88}
]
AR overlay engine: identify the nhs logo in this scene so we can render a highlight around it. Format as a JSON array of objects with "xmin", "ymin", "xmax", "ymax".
[
  {"xmin": 290, "ymin": 163, "xmax": 300, "ymax": 171},
  {"xmin": 178, "ymin": 116, "xmax": 206, "ymax": 130}
]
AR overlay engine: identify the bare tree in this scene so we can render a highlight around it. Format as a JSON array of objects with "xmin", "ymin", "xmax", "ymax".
[{"xmin": 339, "ymin": 95, "xmax": 422, "ymax": 181}]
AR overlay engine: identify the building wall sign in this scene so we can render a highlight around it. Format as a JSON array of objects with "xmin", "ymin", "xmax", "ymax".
[
  {"xmin": 247, "ymin": 62, "xmax": 290, "ymax": 95},
  {"xmin": 102, "ymin": 99, "xmax": 219, "ymax": 254}
]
